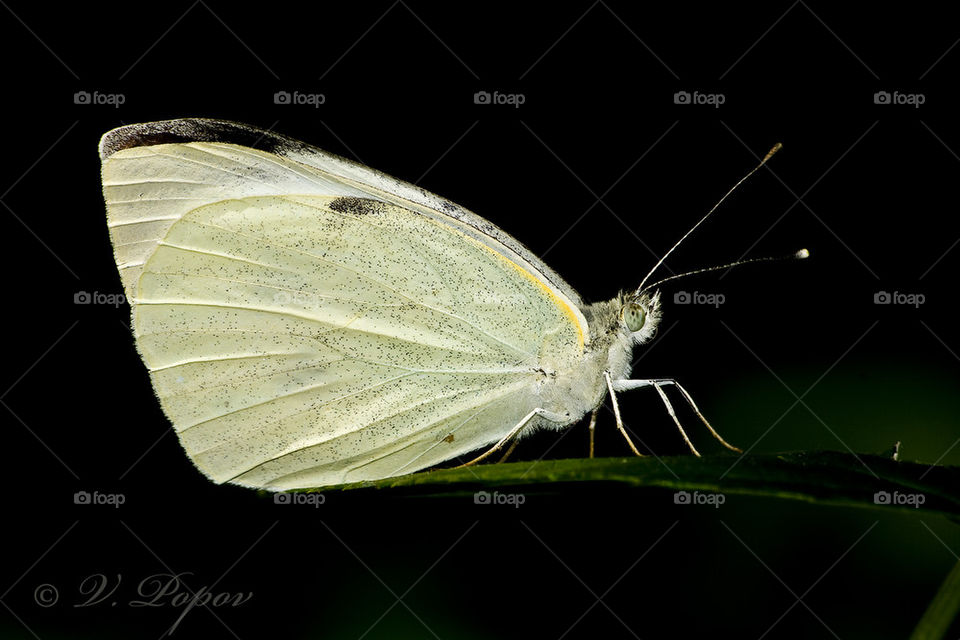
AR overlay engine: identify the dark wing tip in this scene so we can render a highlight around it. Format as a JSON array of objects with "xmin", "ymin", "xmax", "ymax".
[{"xmin": 98, "ymin": 118, "xmax": 310, "ymax": 161}]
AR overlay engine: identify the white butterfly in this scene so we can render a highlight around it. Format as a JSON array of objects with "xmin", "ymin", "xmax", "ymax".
[{"xmin": 100, "ymin": 119, "xmax": 801, "ymax": 490}]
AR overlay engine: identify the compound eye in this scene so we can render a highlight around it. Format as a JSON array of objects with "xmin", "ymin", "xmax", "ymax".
[{"xmin": 623, "ymin": 302, "xmax": 646, "ymax": 332}]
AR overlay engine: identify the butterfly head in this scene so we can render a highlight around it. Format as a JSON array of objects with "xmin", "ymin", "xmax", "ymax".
[{"xmin": 620, "ymin": 290, "xmax": 661, "ymax": 345}]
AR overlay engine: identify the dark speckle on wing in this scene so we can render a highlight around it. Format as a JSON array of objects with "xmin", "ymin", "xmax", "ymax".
[{"xmin": 329, "ymin": 197, "xmax": 386, "ymax": 216}]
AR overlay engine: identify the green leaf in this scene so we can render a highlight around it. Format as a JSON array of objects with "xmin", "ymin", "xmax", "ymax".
[
  {"xmin": 910, "ymin": 558, "xmax": 960, "ymax": 640},
  {"xmin": 295, "ymin": 450, "xmax": 960, "ymax": 518}
]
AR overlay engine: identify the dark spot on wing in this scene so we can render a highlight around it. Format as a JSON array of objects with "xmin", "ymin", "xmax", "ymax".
[
  {"xmin": 443, "ymin": 434, "xmax": 455, "ymax": 443},
  {"xmin": 329, "ymin": 197, "xmax": 385, "ymax": 216}
]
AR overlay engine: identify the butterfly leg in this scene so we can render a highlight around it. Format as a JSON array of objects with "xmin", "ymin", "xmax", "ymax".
[
  {"xmin": 498, "ymin": 438, "xmax": 521, "ymax": 463},
  {"xmin": 587, "ymin": 408, "xmax": 599, "ymax": 458},
  {"xmin": 611, "ymin": 378, "xmax": 741, "ymax": 453},
  {"xmin": 603, "ymin": 372, "xmax": 644, "ymax": 456},
  {"xmin": 652, "ymin": 383, "xmax": 701, "ymax": 456},
  {"xmin": 655, "ymin": 379, "xmax": 742, "ymax": 452},
  {"xmin": 456, "ymin": 408, "xmax": 567, "ymax": 468}
]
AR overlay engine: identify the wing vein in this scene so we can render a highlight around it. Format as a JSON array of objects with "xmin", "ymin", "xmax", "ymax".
[
  {"xmin": 138, "ymin": 301, "xmax": 499, "ymax": 361},
  {"xmin": 199, "ymin": 144, "xmax": 343, "ymax": 193},
  {"xmin": 183, "ymin": 370, "xmax": 420, "ymax": 433},
  {"xmin": 180, "ymin": 218, "xmax": 537, "ymax": 360},
  {"xmin": 229, "ymin": 379, "xmax": 529, "ymax": 482},
  {"xmin": 150, "ymin": 150, "xmax": 278, "ymax": 187}
]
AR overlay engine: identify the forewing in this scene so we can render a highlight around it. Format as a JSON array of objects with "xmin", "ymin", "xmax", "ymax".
[{"xmin": 100, "ymin": 118, "xmax": 588, "ymax": 318}]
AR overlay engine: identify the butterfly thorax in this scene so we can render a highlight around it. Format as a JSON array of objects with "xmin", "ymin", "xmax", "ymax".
[{"xmin": 533, "ymin": 292, "xmax": 661, "ymax": 430}]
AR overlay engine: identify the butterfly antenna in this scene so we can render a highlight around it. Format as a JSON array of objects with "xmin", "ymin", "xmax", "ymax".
[
  {"xmin": 636, "ymin": 143, "xmax": 782, "ymax": 293},
  {"xmin": 639, "ymin": 248, "xmax": 809, "ymax": 294}
]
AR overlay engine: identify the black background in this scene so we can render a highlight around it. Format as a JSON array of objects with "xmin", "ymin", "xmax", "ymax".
[{"xmin": 2, "ymin": 2, "xmax": 960, "ymax": 638}]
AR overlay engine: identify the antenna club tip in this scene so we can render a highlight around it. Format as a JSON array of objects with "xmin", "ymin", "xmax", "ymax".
[
  {"xmin": 763, "ymin": 142, "xmax": 783, "ymax": 163},
  {"xmin": 795, "ymin": 248, "xmax": 810, "ymax": 259}
]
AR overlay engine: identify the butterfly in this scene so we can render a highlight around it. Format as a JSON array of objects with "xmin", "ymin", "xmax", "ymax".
[{"xmin": 100, "ymin": 119, "xmax": 803, "ymax": 490}]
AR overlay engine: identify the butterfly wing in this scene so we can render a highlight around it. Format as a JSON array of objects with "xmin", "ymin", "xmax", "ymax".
[
  {"xmin": 100, "ymin": 118, "xmax": 585, "ymax": 311},
  {"xmin": 101, "ymin": 120, "xmax": 589, "ymax": 489}
]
